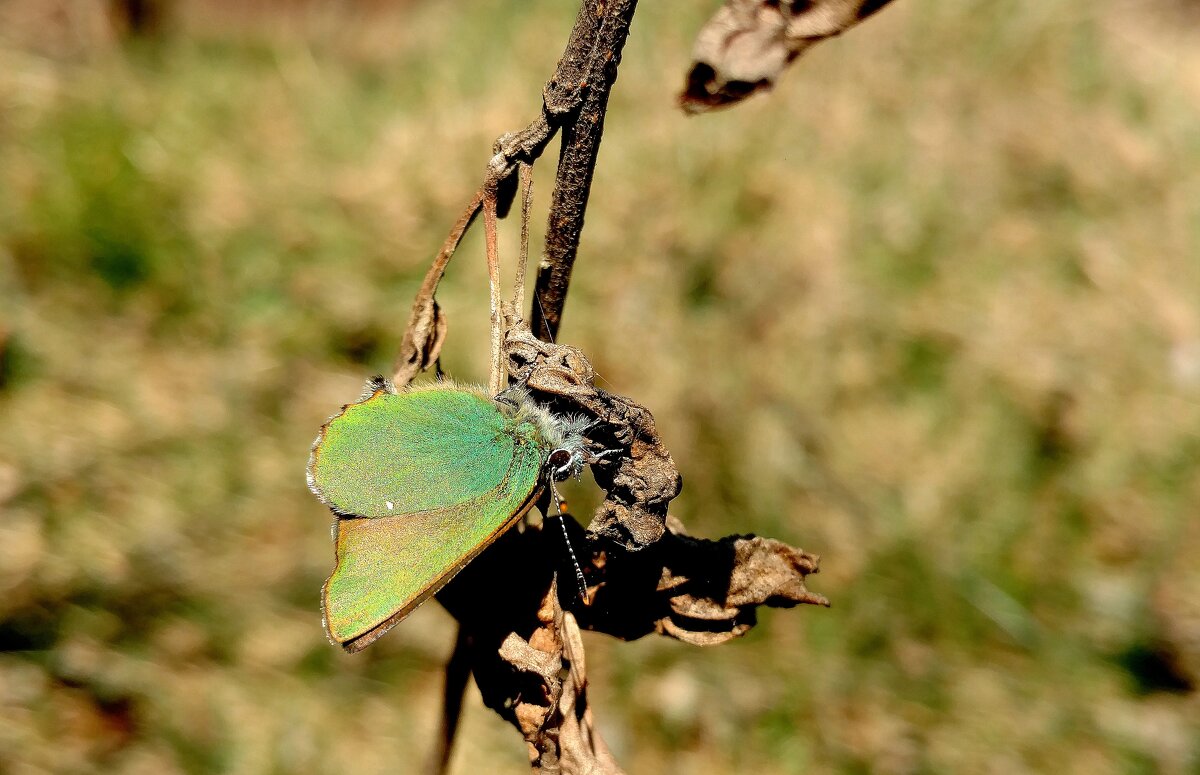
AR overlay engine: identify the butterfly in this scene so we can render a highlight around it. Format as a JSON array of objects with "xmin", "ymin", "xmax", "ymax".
[{"xmin": 307, "ymin": 376, "xmax": 589, "ymax": 652}]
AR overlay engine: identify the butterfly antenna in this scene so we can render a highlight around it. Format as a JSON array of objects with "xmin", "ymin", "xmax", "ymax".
[
  {"xmin": 534, "ymin": 292, "xmax": 556, "ymax": 345},
  {"xmin": 549, "ymin": 482, "xmax": 590, "ymax": 603},
  {"xmin": 532, "ymin": 292, "xmax": 617, "ymax": 391}
]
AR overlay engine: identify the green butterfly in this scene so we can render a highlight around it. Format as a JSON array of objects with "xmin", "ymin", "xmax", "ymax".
[{"xmin": 308, "ymin": 377, "xmax": 588, "ymax": 652}]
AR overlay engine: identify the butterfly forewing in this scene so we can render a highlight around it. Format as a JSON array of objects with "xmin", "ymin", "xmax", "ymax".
[{"xmin": 310, "ymin": 387, "xmax": 516, "ymax": 517}]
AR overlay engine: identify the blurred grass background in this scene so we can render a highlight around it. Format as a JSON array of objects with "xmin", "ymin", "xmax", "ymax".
[{"xmin": 2, "ymin": 0, "xmax": 1199, "ymax": 772}]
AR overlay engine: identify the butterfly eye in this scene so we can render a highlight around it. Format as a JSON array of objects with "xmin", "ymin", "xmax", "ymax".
[{"xmin": 547, "ymin": 448, "xmax": 574, "ymax": 479}]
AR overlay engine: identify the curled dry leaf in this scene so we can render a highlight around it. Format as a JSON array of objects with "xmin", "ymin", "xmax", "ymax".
[
  {"xmin": 505, "ymin": 322, "xmax": 682, "ymax": 550},
  {"xmin": 391, "ymin": 190, "xmax": 484, "ymax": 387},
  {"xmin": 656, "ymin": 526, "xmax": 830, "ymax": 645},
  {"xmin": 392, "ymin": 294, "xmax": 448, "ymax": 388},
  {"xmin": 681, "ymin": 0, "xmax": 897, "ymax": 113},
  {"xmin": 574, "ymin": 515, "xmax": 829, "ymax": 647}
]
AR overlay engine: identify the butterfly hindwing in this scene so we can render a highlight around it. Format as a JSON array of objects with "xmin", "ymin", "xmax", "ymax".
[{"xmin": 322, "ymin": 462, "xmax": 541, "ymax": 650}]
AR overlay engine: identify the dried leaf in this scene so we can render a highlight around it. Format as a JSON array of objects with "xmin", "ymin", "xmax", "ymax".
[
  {"xmin": 505, "ymin": 322, "xmax": 681, "ymax": 551},
  {"xmin": 392, "ymin": 295, "xmax": 447, "ymax": 387},
  {"xmin": 575, "ymin": 516, "xmax": 829, "ymax": 647},
  {"xmin": 391, "ymin": 191, "xmax": 483, "ymax": 387},
  {"xmin": 681, "ymin": 0, "xmax": 897, "ymax": 113}
]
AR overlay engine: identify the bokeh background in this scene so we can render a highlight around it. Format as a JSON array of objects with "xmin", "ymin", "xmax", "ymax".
[{"xmin": 2, "ymin": 0, "xmax": 1199, "ymax": 772}]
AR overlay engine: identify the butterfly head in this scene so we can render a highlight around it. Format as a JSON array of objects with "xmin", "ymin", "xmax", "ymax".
[
  {"xmin": 495, "ymin": 387, "xmax": 591, "ymax": 476},
  {"xmin": 547, "ymin": 446, "xmax": 584, "ymax": 481},
  {"xmin": 545, "ymin": 412, "xmax": 593, "ymax": 480}
]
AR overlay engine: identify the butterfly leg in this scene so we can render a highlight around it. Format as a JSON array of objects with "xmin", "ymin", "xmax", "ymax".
[{"xmin": 583, "ymin": 447, "xmax": 619, "ymax": 466}]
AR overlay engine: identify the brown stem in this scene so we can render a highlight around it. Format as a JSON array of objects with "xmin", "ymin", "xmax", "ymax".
[
  {"xmin": 513, "ymin": 163, "xmax": 534, "ymax": 318},
  {"xmin": 531, "ymin": 0, "xmax": 640, "ymax": 342},
  {"xmin": 392, "ymin": 0, "xmax": 628, "ymax": 388},
  {"xmin": 484, "ymin": 186, "xmax": 504, "ymax": 395}
]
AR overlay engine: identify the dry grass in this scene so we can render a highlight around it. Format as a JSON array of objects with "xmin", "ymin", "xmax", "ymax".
[{"xmin": 1, "ymin": 0, "xmax": 1198, "ymax": 772}]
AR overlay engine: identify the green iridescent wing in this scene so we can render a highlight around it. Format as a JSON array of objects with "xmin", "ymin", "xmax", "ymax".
[
  {"xmin": 309, "ymin": 385, "xmax": 524, "ymax": 518},
  {"xmin": 308, "ymin": 385, "xmax": 547, "ymax": 651}
]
